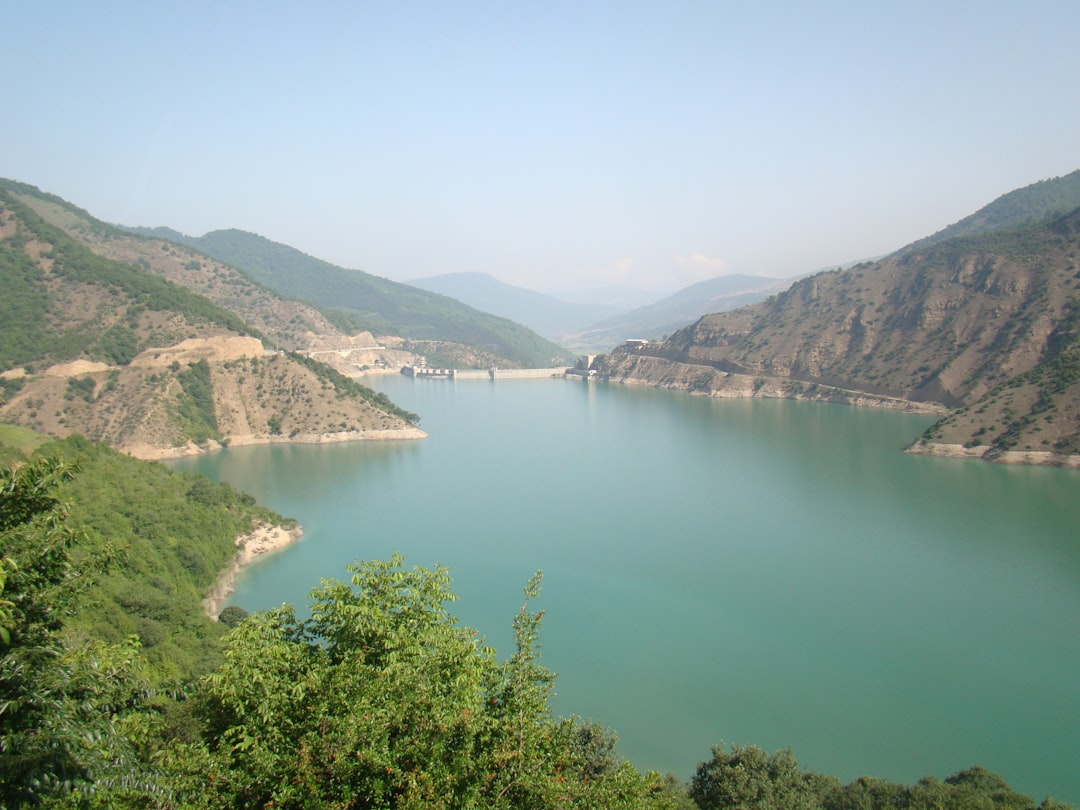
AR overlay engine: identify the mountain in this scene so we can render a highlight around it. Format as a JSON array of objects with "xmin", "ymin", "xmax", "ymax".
[
  {"xmin": 5, "ymin": 183, "xmax": 353, "ymax": 352},
  {"xmin": 408, "ymin": 271, "xmax": 624, "ymax": 341},
  {"xmin": 596, "ymin": 198, "xmax": 1080, "ymax": 465},
  {"xmin": 902, "ymin": 169, "xmax": 1080, "ymax": 253},
  {"xmin": 0, "ymin": 181, "xmax": 421, "ymax": 458},
  {"xmin": 135, "ymin": 228, "xmax": 572, "ymax": 368},
  {"xmin": 570, "ymin": 273, "xmax": 795, "ymax": 350}
]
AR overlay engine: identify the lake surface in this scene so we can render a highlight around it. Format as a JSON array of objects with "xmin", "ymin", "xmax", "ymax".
[{"xmin": 171, "ymin": 376, "xmax": 1080, "ymax": 804}]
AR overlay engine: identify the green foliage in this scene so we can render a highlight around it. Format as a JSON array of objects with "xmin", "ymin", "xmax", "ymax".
[
  {"xmin": 31, "ymin": 435, "xmax": 289, "ymax": 679},
  {"xmin": 0, "ymin": 237, "xmax": 51, "ymax": 370},
  {"xmin": 0, "ymin": 424, "xmax": 48, "ymax": 467},
  {"xmin": 691, "ymin": 744, "xmax": 834, "ymax": 810},
  {"xmin": 0, "ymin": 375, "xmax": 27, "ymax": 407},
  {"xmin": 173, "ymin": 359, "xmax": 221, "ymax": 444},
  {"xmin": 64, "ymin": 375, "xmax": 96, "ymax": 403},
  {"xmin": 689, "ymin": 746, "xmax": 1064, "ymax": 810},
  {"xmin": 0, "ymin": 455, "xmax": 165, "ymax": 806},
  {"xmin": 0, "ymin": 187, "xmax": 263, "ymax": 373},
  {"xmin": 167, "ymin": 556, "xmax": 680, "ymax": 809},
  {"xmin": 216, "ymin": 604, "xmax": 249, "ymax": 628},
  {"xmin": 904, "ymin": 170, "xmax": 1080, "ymax": 252},
  {"xmin": 94, "ymin": 320, "xmax": 140, "ymax": 365}
]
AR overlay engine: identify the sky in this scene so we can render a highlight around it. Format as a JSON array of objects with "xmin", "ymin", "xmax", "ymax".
[{"xmin": 5, "ymin": 1, "xmax": 1079, "ymax": 297}]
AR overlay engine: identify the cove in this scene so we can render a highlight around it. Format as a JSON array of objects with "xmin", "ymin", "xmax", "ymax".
[{"xmin": 170, "ymin": 376, "xmax": 1080, "ymax": 804}]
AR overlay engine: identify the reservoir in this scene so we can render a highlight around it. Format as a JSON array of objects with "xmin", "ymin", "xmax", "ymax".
[{"xmin": 171, "ymin": 375, "xmax": 1080, "ymax": 804}]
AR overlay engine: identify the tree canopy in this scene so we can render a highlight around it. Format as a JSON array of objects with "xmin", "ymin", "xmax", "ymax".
[{"xmin": 0, "ymin": 449, "xmax": 1072, "ymax": 808}]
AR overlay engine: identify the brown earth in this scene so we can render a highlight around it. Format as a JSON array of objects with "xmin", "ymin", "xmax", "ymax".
[{"xmin": 0, "ymin": 339, "xmax": 426, "ymax": 460}]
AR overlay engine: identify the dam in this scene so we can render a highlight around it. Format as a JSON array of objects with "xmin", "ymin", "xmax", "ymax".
[{"xmin": 401, "ymin": 366, "xmax": 570, "ymax": 380}]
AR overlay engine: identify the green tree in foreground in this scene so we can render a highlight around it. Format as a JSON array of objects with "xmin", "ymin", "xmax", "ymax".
[
  {"xmin": 166, "ymin": 556, "xmax": 682, "ymax": 809},
  {"xmin": 691, "ymin": 744, "xmax": 1069, "ymax": 810},
  {"xmin": 0, "ymin": 452, "xmax": 1070, "ymax": 809},
  {"xmin": 0, "ymin": 456, "xmax": 165, "ymax": 807}
]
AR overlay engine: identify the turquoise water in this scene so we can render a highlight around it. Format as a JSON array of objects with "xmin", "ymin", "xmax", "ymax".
[{"xmin": 171, "ymin": 377, "xmax": 1080, "ymax": 803}]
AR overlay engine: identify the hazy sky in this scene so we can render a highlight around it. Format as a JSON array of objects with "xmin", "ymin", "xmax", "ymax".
[{"xmin": 5, "ymin": 2, "xmax": 1078, "ymax": 295}]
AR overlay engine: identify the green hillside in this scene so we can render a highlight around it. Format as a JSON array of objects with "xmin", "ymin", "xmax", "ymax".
[
  {"xmin": 0, "ymin": 186, "xmax": 256, "ymax": 374},
  {"xmin": 902, "ymin": 169, "xmax": 1080, "ymax": 253},
  {"xmin": 2, "ymin": 179, "xmax": 360, "ymax": 353},
  {"xmin": 145, "ymin": 227, "xmax": 572, "ymax": 367},
  {"xmin": 1, "ymin": 432, "xmax": 289, "ymax": 678}
]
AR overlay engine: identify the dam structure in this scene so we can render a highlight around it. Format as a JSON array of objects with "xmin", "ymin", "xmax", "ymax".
[{"xmin": 401, "ymin": 366, "xmax": 570, "ymax": 380}]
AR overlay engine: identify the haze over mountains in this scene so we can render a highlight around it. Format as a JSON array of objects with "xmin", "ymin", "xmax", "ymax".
[
  {"xmin": 130, "ymin": 226, "xmax": 571, "ymax": 368},
  {"xmin": 411, "ymin": 271, "xmax": 797, "ymax": 351},
  {"xmin": 408, "ymin": 271, "xmax": 624, "ymax": 343},
  {"xmin": 4, "ymin": 168, "xmax": 1080, "ymax": 465}
]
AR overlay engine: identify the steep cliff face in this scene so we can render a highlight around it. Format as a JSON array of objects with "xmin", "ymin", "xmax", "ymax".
[{"xmin": 601, "ymin": 208, "xmax": 1080, "ymax": 463}]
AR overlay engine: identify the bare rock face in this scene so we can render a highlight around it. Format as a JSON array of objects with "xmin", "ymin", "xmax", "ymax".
[{"xmin": 599, "ymin": 208, "xmax": 1080, "ymax": 464}]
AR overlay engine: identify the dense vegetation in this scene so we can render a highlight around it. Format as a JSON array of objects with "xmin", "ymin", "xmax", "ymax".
[
  {"xmin": 138, "ymin": 227, "xmax": 572, "ymax": 368},
  {"xmin": 0, "ymin": 440, "xmax": 1072, "ymax": 808},
  {"xmin": 3, "ymin": 432, "xmax": 289, "ymax": 678}
]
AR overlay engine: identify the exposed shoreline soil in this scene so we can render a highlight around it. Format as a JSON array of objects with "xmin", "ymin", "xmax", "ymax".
[
  {"xmin": 203, "ymin": 522, "xmax": 304, "ymax": 620},
  {"xmin": 905, "ymin": 440, "xmax": 1080, "ymax": 468},
  {"xmin": 603, "ymin": 359, "xmax": 1080, "ymax": 468},
  {"xmin": 124, "ymin": 426, "xmax": 428, "ymax": 461}
]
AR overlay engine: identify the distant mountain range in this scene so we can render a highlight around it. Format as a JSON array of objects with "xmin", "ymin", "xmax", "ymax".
[
  {"xmin": 567, "ymin": 273, "xmax": 796, "ymax": 349},
  {"xmin": 596, "ymin": 170, "xmax": 1080, "ymax": 465},
  {"xmin": 408, "ymin": 272, "xmax": 624, "ymax": 342},
  {"xmin": 410, "ymin": 271, "xmax": 798, "ymax": 352},
  {"xmin": 8, "ymin": 167, "xmax": 1080, "ymax": 466},
  {"xmin": 130, "ymin": 227, "xmax": 571, "ymax": 368}
]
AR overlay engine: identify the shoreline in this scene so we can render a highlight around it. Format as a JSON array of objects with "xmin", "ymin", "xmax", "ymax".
[
  {"xmin": 605, "ymin": 364, "xmax": 1080, "ymax": 469},
  {"xmin": 202, "ymin": 522, "xmax": 304, "ymax": 620},
  {"xmin": 905, "ymin": 440, "xmax": 1080, "ymax": 469},
  {"xmin": 124, "ymin": 425, "xmax": 428, "ymax": 461},
  {"xmin": 604, "ymin": 368, "xmax": 947, "ymax": 415}
]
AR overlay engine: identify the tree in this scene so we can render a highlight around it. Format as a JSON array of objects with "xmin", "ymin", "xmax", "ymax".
[
  {"xmin": 173, "ymin": 556, "xmax": 683, "ymax": 809},
  {"xmin": 0, "ymin": 455, "xmax": 165, "ymax": 807},
  {"xmin": 216, "ymin": 604, "xmax": 249, "ymax": 628},
  {"xmin": 690, "ymin": 744, "xmax": 835, "ymax": 810}
]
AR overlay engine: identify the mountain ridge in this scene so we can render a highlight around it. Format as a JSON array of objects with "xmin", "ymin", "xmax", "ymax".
[
  {"xmin": 0, "ymin": 182, "xmax": 423, "ymax": 459},
  {"xmin": 408, "ymin": 271, "xmax": 624, "ymax": 342},
  {"xmin": 900, "ymin": 169, "xmax": 1080, "ymax": 253},
  {"xmin": 132, "ymin": 226, "xmax": 572, "ymax": 368},
  {"xmin": 570, "ymin": 273, "xmax": 795, "ymax": 349},
  {"xmin": 594, "ymin": 174, "xmax": 1080, "ymax": 466}
]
